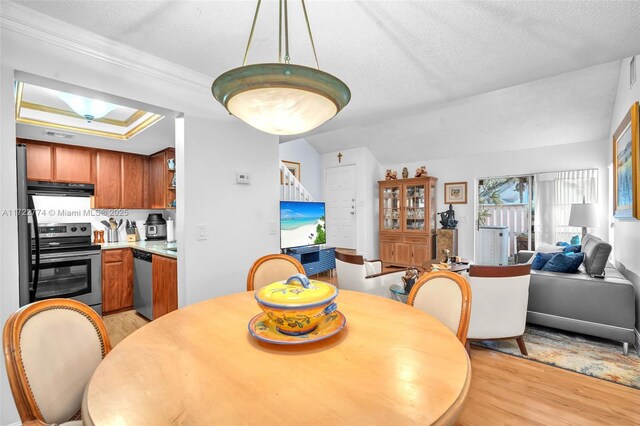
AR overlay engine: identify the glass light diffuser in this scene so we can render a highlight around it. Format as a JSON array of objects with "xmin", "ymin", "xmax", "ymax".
[
  {"xmin": 58, "ymin": 92, "xmax": 118, "ymax": 122},
  {"xmin": 212, "ymin": 63, "xmax": 350, "ymax": 135}
]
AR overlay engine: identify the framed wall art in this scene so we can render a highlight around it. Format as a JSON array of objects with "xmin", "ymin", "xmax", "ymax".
[
  {"xmin": 444, "ymin": 182, "xmax": 467, "ymax": 204},
  {"xmin": 613, "ymin": 102, "xmax": 639, "ymax": 219},
  {"xmin": 281, "ymin": 160, "xmax": 301, "ymax": 184}
]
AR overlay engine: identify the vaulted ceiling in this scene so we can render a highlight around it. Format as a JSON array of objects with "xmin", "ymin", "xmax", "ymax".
[{"xmin": 12, "ymin": 0, "xmax": 640, "ymax": 161}]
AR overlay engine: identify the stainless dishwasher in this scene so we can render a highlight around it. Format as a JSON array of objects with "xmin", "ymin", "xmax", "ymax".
[{"xmin": 133, "ymin": 249, "xmax": 153, "ymax": 320}]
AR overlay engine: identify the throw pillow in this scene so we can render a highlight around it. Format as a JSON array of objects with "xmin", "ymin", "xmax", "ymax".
[
  {"xmin": 537, "ymin": 242, "xmax": 565, "ymax": 253},
  {"xmin": 542, "ymin": 252, "xmax": 584, "ymax": 273},
  {"xmin": 531, "ymin": 252, "xmax": 556, "ymax": 270},
  {"xmin": 562, "ymin": 244, "xmax": 581, "ymax": 254},
  {"xmin": 570, "ymin": 235, "xmax": 580, "ymax": 245}
]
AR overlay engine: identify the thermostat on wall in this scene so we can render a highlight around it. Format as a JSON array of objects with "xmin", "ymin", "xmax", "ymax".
[{"xmin": 236, "ymin": 172, "xmax": 250, "ymax": 184}]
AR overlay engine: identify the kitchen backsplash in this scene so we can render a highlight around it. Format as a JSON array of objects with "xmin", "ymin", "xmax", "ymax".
[{"xmin": 32, "ymin": 196, "xmax": 175, "ymax": 241}]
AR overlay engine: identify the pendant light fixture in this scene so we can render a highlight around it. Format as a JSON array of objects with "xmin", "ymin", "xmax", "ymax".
[
  {"xmin": 57, "ymin": 92, "xmax": 118, "ymax": 123},
  {"xmin": 211, "ymin": 0, "xmax": 350, "ymax": 136}
]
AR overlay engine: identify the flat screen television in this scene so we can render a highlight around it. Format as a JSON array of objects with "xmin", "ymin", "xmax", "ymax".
[{"xmin": 280, "ymin": 201, "xmax": 326, "ymax": 249}]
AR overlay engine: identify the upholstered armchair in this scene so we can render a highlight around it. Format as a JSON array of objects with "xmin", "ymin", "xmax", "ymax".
[
  {"xmin": 247, "ymin": 254, "xmax": 306, "ymax": 291},
  {"xmin": 335, "ymin": 252, "xmax": 406, "ymax": 298},
  {"xmin": 407, "ymin": 271, "xmax": 472, "ymax": 345},
  {"xmin": 466, "ymin": 264, "xmax": 532, "ymax": 354},
  {"xmin": 3, "ymin": 298, "xmax": 111, "ymax": 426}
]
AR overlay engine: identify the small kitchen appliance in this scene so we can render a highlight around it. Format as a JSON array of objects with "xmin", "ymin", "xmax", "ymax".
[{"xmin": 145, "ymin": 213, "xmax": 167, "ymax": 240}]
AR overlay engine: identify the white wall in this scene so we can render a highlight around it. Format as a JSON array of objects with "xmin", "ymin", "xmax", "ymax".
[
  {"xmin": 182, "ymin": 117, "xmax": 279, "ymax": 304},
  {"xmin": 384, "ymin": 139, "xmax": 610, "ymax": 261},
  {"xmin": 279, "ymin": 138, "xmax": 323, "ymax": 200},
  {"xmin": 321, "ymin": 146, "xmax": 383, "ymax": 259},
  {"xmin": 609, "ymin": 55, "xmax": 640, "ymax": 347},
  {"xmin": 0, "ymin": 11, "xmax": 280, "ymax": 424}
]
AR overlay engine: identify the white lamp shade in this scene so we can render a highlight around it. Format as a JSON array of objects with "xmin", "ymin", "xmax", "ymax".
[
  {"xmin": 58, "ymin": 92, "xmax": 118, "ymax": 121},
  {"xmin": 227, "ymin": 87, "xmax": 337, "ymax": 135},
  {"xmin": 568, "ymin": 203, "xmax": 598, "ymax": 227}
]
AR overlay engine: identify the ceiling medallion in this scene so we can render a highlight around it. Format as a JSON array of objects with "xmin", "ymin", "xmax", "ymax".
[{"xmin": 211, "ymin": 0, "xmax": 350, "ymax": 136}]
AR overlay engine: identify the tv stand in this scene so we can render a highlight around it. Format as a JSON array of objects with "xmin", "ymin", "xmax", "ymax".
[{"xmin": 285, "ymin": 246, "xmax": 336, "ymax": 277}]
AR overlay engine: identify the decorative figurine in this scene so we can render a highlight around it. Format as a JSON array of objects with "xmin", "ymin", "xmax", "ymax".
[
  {"xmin": 402, "ymin": 267, "xmax": 419, "ymax": 293},
  {"xmin": 438, "ymin": 204, "xmax": 458, "ymax": 229},
  {"xmin": 415, "ymin": 165, "xmax": 427, "ymax": 177},
  {"xmin": 442, "ymin": 249, "xmax": 451, "ymax": 263},
  {"xmin": 402, "ymin": 167, "xmax": 409, "ymax": 179},
  {"xmin": 167, "ymin": 158, "xmax": 175, "ymax": 170},
  {"xmin": 385, "ymin": 169, "xmax": 397, "ymax": 180}
]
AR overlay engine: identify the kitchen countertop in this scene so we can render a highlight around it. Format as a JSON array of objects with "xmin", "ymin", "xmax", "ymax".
[{"xmin": 99, "ymin": 241, "xmax": 177, "ymax": 259}]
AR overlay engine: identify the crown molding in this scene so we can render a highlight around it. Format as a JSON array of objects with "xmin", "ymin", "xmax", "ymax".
[{"xmin": 0, "ymin": 2, "xmax": 212, "ymax": 92}]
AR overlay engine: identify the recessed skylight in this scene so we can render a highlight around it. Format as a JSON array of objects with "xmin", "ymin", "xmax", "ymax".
[{"xmin": 15, "ymin": 81, "xmax": 164, "ymax": 140}]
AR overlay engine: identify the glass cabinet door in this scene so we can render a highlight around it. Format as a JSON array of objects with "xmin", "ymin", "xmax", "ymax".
[
  {"xmin": 404, "ymin": 184, "xmax": 426, "ymax": 231},
  {"xmin": 430, "ymin": 182, "xmax": 437, "ymax": 232},
  {"xmin": 381, "ymin": 185, "xmax": 401, "ymax": 230}
]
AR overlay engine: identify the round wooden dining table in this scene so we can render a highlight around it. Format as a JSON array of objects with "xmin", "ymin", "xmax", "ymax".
[{"xmin": 83, "ymin": 290, "xmax": 471, "ymax": 425}]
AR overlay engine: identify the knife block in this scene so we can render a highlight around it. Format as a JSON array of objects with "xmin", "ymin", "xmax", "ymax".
[{"xmin": 127, "ymin": 229, "xmax": 140, "ymax": 242}]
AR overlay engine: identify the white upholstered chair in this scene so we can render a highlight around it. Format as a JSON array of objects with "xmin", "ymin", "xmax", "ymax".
[
  {"xmin": 247, "ymin": 254, "xmax": 306, "ymax": 291},
  {"xmin": 335, "ymin": 252, "xmax": 406, "ymax": 298},
  {"xmin": 407, "ymin": 271, "xmax": 472, "ymax": 345},
  {"xmin": 466, "ymin": 264, "xmax": 532, "ymax": 354},
  {"xmin": 3, "ymin": 298, "xmax": 111, "ymax": 426}
]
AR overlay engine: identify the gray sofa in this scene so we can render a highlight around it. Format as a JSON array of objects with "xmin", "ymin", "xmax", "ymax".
[{"xmin": 516, "ymin": 234, "xmax": 636, "ymax": 355}]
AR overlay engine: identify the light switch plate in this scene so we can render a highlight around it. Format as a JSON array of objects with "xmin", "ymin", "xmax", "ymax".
[{"xmin": 196, "ymin": 224, "xmax": 207, "ymax": 240}]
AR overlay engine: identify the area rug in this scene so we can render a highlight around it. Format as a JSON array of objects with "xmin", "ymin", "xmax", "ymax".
[{"xmin": 472, "ymin": 325, "xmax": 640, "ymax": 389}]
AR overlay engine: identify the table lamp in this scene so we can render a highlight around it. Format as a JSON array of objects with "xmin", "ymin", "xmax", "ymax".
[{"xmin": 568, "ymin": 202, "xmax": 598, "ymax": 239}]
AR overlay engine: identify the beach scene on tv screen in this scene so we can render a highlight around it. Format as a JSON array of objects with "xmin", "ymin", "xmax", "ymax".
[{"xmin": 281, "ymin": 202, "xmax": 326, "ymax": 248}]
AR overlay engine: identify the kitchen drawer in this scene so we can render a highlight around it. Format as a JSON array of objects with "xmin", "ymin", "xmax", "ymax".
[
  {"xmin": 380, "ymin": 233, "xmax": 404, "ymax": 242},
  {"xmin": 103, "ymin": 249, "xmax": 127, "ymax": 263},
  {"xmin": 404, "ymin": 235, "xmax": 429, "ymax": 243}
]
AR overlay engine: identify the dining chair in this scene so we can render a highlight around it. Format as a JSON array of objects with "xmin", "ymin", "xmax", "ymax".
[
  {"xmin": 335, "ymin": 251, "xmax": 406, "ymax": 298},
  {"xmin": 3, "ymin": 298, "xmax": 111, "ymax": 426},
  {"xmin": 247, "ymin": 254, "xmax": 306, "ymax": 291},
  {"xmin": 466, "ymin": 264, "xmax": 532, "ymax": 355},
  {"xmin": 407, "ymin": 271, "xmax": 472, "ymax": 345}
]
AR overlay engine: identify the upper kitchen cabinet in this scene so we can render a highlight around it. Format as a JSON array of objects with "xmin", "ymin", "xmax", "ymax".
[
  {"xmin": 18, "ymin": 139, "xmax": 91, "ymax": 183},
  {"xmin": 121, "ymin": 153, "xmax": 148, "ymax": 209},
  {"xmin": 94, "ymin": 150, "xmax": 122, "ymax": 209},
  {"xmin": 149, "ymin": 148, "xmax": 175, "ymax": 209},
  {"xmin": 19, "ymin": 140, "xmax": 53, "ymax": 181},
  {"xmin": 53, "ymin": 145, "xmax": 92, "ymax": 183}
]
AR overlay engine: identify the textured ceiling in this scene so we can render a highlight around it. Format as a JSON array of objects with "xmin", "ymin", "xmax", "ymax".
[{"xmin": 11, "ymin": 0, "xmax": 640, "ymax": 160}]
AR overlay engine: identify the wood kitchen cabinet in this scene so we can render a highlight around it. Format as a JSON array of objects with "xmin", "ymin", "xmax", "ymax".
[
  {"xmin": 152, "ymin": 254, "xmax": 177, "ymax": 319},
  {"xmin": 121, "ymin": 153, "xmax": 148, "ymax": 209},
  {"xmin": 53, "ymin": 145, "xmax": 92, "ymax": 183},
  {"xmin": 378, "ymin": 177, "xmax": 438, "ymax": 267},
  {"xmin": 102, "ymin": 248, "xmax": 134, "ymax": 314},
  {"xmin": 20, "ymin": 140, "xmax": 53, "ymax": 181},
  {"xmin": 93, "ymin": 150, "xmax": 122, "ymax": 208},
  {"xmin": 149, "ymin": 148, "xmax": 175, "ymax": 209}
]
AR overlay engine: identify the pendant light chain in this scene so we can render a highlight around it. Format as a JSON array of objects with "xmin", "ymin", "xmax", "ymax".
[
  {"xmin": 283, "ymin": 0, "xmax": 290, "ymax": 64},
  {"xmin": 242, "ymin": 0, "xmax": 262, "ymax": 66},
  {"xmin": 278, "ymin": 0, "xmax": 283, "ymax": 63},
  {"xmin": 242, "ymin": 0, "xmax": 319, "ymax": 68},
  {"xmin": 301, "ymin": 0, "xmax": 320, "ymax": 69}
]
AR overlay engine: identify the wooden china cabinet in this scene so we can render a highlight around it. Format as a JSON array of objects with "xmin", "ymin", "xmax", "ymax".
[{"xmin": 378, "ymin": 176, "xmax": 438, "ymax": 267}]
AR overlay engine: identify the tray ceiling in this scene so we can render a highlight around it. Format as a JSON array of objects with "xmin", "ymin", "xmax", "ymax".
[{"xmin": 15, "ymin": 81, "xmax": 164, "ymax": 140}]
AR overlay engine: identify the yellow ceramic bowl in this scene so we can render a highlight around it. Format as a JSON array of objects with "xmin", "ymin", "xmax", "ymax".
[{"xmin": 255, "ymin": 274, "xmax": 338, "ymax": 336}]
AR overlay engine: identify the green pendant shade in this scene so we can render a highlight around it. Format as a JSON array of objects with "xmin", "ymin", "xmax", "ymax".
[{"xmin": 212, "ymin": 63, "xmax": 350, "ymax": 135}]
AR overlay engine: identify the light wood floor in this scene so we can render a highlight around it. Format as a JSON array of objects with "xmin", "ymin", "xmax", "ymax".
[{"xmin": 103, "ymin": 293, "xmax": 640, "ymax": 425}]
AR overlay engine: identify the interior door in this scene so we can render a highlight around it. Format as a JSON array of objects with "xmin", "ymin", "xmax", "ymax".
[{"xmin": 325, "ymin": 165, "xmax": 356, "ymax": 249}]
